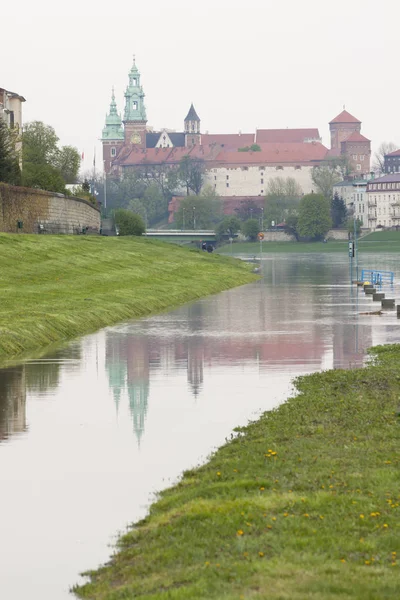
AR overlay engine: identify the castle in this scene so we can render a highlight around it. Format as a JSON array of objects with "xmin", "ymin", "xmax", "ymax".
[{"xmin": 102, "ymin": 58, "xmax": 371, "ymax": 197}]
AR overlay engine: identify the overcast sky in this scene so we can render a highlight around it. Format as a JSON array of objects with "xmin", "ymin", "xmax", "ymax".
[{"xmin": 2, "ymin": 0, "xmax": 397, "ymax": 174}]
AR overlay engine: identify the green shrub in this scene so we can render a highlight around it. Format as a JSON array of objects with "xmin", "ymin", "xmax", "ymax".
[{"xmin": 113, "ymin": 208, "xmax": 146, "ymax": 236}]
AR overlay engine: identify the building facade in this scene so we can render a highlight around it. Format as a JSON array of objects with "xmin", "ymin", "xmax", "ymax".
[
  {"xmin": 384, "ymin": 149, "xmax": 400, "ymax": 174},
  {"xmin": 327, "ymin": 110, "xmax": 371, "ymax": 175},
  {"xmin": 333, "ymin": 179, "xmax": 369, "ymax": 226},
  {"xmin": 366, "ymin": 174, "xmax": 400, "ymax": 230}
]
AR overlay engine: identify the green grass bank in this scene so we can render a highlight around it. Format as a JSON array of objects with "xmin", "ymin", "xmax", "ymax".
[
  {"xmin": 218, "ymin": 231, "xmax": 400, "ymax": 254},
  {"xmin": 75, "ymin": 344, "xmax": 400, "ymax": 600},
  {"xmin": 0, "ymin": 234, "xmax": 256, "ymax": 360}
]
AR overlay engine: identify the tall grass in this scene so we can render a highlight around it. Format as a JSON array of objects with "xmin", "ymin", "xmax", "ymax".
[{"xmin": 0, "ymin": 234, "xmax": 255, "ymax": 359}]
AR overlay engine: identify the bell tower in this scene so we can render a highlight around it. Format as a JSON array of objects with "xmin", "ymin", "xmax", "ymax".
[
  {"xmin": 102, "ymin": 88, "xmax": 124, "ymax": 173},
  {"xmin": 184, "ymin": 104, "xmax": 201, "ymax": 147},
  {"xmin": 123, "ymin": 56, "xmax": 147, "ymax": 148}
]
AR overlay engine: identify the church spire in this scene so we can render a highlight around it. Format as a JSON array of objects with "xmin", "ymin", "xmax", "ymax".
[
  {"xmin": 184, "ymin": 103, "xmax": 201, "ymax": 146},
  {"xmin": 123, "ymin": 56, "xmax": 147, "ymax": 123},
  {"xmin": 102, "ymin": 88, "xmax": 124, "ymax": 141}
]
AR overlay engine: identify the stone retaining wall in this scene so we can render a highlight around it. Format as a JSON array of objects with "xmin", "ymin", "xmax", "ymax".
[{"xmin": 0, "ymin": 183, "xmax": 101, "ymax": 234}]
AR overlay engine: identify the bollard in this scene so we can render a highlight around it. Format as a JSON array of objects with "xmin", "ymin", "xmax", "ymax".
[
  {"xmin": 373, "ymin": 293, "xmax": 385, "ymax": 302},
  {"xmin": 382, "ymin": 299, "xmax": 395, "ymax": 309},
  {"xmin": 365, "ymin": 288, "xmax": 376, "ymax": 295},
  {"xmin": 397, "ymin": 305, "xmax": 400, "ymax": 318}
]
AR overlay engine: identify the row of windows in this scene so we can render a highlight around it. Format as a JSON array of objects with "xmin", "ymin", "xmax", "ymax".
[
  {"xmin": 352, "ymin": 154, "xmax": 365, "ymax": 161},
  {"xmin": 370, "ymin": 182, "xmax": 400, "ymax": 190}
]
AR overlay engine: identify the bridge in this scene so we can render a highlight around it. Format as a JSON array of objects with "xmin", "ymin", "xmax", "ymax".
[{"xmin": 143, "ymin": 229, "xmax": 217, "ymax": 244}]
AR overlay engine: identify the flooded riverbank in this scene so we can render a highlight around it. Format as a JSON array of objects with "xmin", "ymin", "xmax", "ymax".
[{"xmin": 1, "ymin": 253, "xmax": 399, "ymax": 599}]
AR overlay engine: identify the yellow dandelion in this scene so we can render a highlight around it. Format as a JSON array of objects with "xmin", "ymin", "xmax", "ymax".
[
  {"xmin": 340, "ymin": 559, "xmax": 346, "ymax": 563},
  {"xmin": 365, "ymin": 560, "xmax": 371, "ymax": 565},
  {"xmin": 258, "ymin": 551, "xmax": 264, "ymax": 557},
  {"xmin": 233, "ymin": 469, "xmax": 238, "ymax": 473},
  {"xmin": 319, "ymin": 515, "xmax": 324, "ymax": 520},
  {"xmin": 283, "ymin": 513, "xmax": 289, "ymax": 517},
  {"xmin": 303, "ymin": 513, "xmax": 310, "ymax": 518},
  {"xmin": 383, "ymin": 524, "xmax": 389, "ymax": 528},
  {"xmin": 217, "ymin": 472, "xmax": 221, "ymax": 476},
  {"xmin": 272, "ymin": 517, "xmax": 277, "ymax": 521},
  {"xmin": 271, "ymin": 451, "xmax": 277, "ymax": 456},
  {"xmin": 243, "ymin": 552, "xmax": 248, "ymax": 557},
  {"xmin": 260, "ymin": 487, "xmax": 265, "ymax": 491},
  {"xmin": 237, "ymin": 530, "xmax": 244, "ymax": 536},
  {"xmin": 205, "ymin": 561, "xmax": 210, "ymax": 566},
  {"xmin": 216, "ymin": 563, "xmax": 220, "ymax": 568},
  {"xmin": 267, "ymin": 525, "xmax": 272, "ymax": 529},
  {"xmin": 384, "ymin": 461, "xmax": 391, "ymax": 464},
  {"xmin": 359, "ymin": 514, "xmax": 365, "ymax": 519}
]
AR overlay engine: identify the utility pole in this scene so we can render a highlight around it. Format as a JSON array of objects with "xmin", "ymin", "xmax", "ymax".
[
  {"xmin": 103, "ymin": 160, "xmax": 107, "ymax": 215},
  {"xmin": 193, "ymin": 206, "xmax": 196, "ymax": 230}
]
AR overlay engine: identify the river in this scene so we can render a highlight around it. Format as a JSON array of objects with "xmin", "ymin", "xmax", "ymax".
[{"xmin": 0, "ymin": 253, "xmax": 399, "ymax": 599}]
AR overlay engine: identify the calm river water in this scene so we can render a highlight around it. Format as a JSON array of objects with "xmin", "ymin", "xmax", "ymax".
[{"xmin": 1, "ymin": 253, "xmax": 400, "ymax": 599}]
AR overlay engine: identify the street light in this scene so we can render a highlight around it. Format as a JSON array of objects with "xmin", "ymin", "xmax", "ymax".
[
  {"xmin": 193, "ymin": 206, "xmax": 196, "ymax": 230},
  {"xmin": 260, "ymin": 207, "xmax": 264, "ymax": 231},
  {"xmin": 182, "ymin": 207, "xmax": 185, "ymax": 231}
]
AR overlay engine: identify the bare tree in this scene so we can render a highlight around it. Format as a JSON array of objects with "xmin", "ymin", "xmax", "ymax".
[{"xmin": 373, "ymin": 142, "xmax": 398, "ymax": 175}]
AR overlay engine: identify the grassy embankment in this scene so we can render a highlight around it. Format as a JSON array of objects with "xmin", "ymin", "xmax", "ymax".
[
  {"xmin": 0, "ymin": 234, "xmax": 256, "ymax": 361},
  {"xmin": 218, "ymin": 230, "xmax": 400, "ymax": 254},
  {"xmin": 75, "ymin": 344, "xmax": 400, "ymax": 600}
]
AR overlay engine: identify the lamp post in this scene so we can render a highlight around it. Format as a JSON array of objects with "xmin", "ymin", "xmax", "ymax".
[
  {"xmin": 182, "ymin": 207, "xmax": 185, "ymax": 231},
  {"xmin": 193, "ymin": 206, "xmax": 196, "ymax": 230},
  {"xmin": 260, "ymin": 207, "xmax": 264, "ymax": 231}
]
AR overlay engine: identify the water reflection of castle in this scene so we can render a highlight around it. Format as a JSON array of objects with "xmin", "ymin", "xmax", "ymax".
[{"xmin": 104, "ymin": 259, "xmax": 377, "ymax": 444}]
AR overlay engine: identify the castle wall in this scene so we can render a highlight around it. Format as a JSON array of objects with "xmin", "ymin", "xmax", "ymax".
[
  {"xmin": 0, "ymin": 184, "xmax": 101, "ymax": 234},
  {"xmin": 205, "ymin": 164, "xmax": 315, "ymax": 196}
]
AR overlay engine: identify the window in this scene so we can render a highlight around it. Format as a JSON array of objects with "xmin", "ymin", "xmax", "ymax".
[
  {"xmin": 226, "ymin": 183, "xmax": 229, "ymax": 188},
  {"xmin": 132, "ymin": 77, "xmax": 137, "ymax": 86},
  {"xmin": 360, "ymin": 155, "xmax": 365, "ymax": 161},
  {"xmin": 111, "ymin": 147, "xmax": 116, "ymax": 157},
  {"xmin": 226, "ymin": 175, "xmax": 229, "ymax": 180},
  {"xmin": 295, "ymin": 165, "xmax": 301, "ymax": 170},
  {"xmin": 261, "ymin": 178, "xmax": 264, "ymax": 184},
  {"xmin": 214, "ymin": 175, "xmax": 217, "ymax": 181},
  {"xmin": 261, "ymin": 190, "xmax": 264, "ymax": 194},
  {"xmin": 356, "ymin": 164, "xmax": 361, "ymax": 170},
  {"xmin": 353, "ymin": 154, "xmax": 357, "ymax": 160},
  {"xmin": 132, "ymin": 101, "xmax": 138, "ymax": 110},
  {"xmin": 276, "ymin": 166, "xmax": 283, "ymax": 170}
]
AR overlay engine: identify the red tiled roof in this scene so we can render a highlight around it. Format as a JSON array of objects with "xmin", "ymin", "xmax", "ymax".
[
  {"xmin": 256, "ymin": 129, "xmax": 320, "ymax": 143},
  {"xmin": 325, "ymin": 148, "xmax": 341, "ymax": 158},
  {"xmin": 386, "ymin": 149, "xmax": 400, "ymax": 157},
  {"xmin": 344, "ymin": 131, "xmax": 370, "ymax": 143},
  {"xmin": 329, "ymin": 110, "xmax": 361, "ymax": 124},
  {"xmin": 213, "ymin": 142, "xmax": 328, "ymax": 165},
  {"xmin": 118, "ymin": 144, "xmax": 219, "ymax": 166},
  {"xmin": 200, "ymin": 133, "xmax": 254, "ymax": 148}
]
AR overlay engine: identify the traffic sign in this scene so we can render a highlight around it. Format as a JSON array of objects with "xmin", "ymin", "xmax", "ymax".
[{"xmin": 258, "ymin": 232, "xmax": 265, "ymax": 241}]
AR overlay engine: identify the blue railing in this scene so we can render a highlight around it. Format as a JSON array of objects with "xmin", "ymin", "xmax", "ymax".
[{"xmin": 361, "ymin": 269, "xmax": 394, "ymax": 285}]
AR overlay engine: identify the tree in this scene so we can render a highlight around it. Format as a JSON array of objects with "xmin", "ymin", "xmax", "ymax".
[
  {"xmin": 178, "ymin": 155, "xmax": 205, "ymax": 195},
  {"xmin": 234, "ymin": 199, "xmax": 262, "ymax": 222},
  {"xmin": 264, "ymin": 177, "xmax": 302, "ymax": 227},
  {"xmin": 311, "ymin": 165, "xmax": 342, "ymax": 199},
  {"xmin": 347, "ymin": 217, "xmax": 362, "ymax": 235},
  {"xmin": 174, "ymin": 187, "xmax": 222, "ymax": 229},
  {"xmin": 0, "ymin": 119, "xmax": 21, "ymax": 185},
  {"xmin": 21, "ymin": 121, "xmax": 80, "ymax": 192},
  {"xmin": 53, "ymin": 145, "xmax": 81, "ymax": 184},
  {"xmin": 215, "ymin": 216, "xmax": 241, "ymax": 241},
  {"xmin": 113, "ymin": 208, "xmax": 145, "ymax": 236},
  {"xmin": 22, "ymin": 121, "xmax": 59, "ymax": 165},
  {"xmin": 373, "ymin": 142, "xmax": 398, "ymax": 175},
  {"xmin": 297, "ymin": 193, "xmax": 332, "ymax": 241},
  {"xmin": 242, "ymin": 218, "xmax": 260, "ymax": 241},
  {"xmin": 331, "ymin": 192, "xmax": 347, "ymax": 228},
  {"xmin": 283, "ymin": 213, "xmax": 300, "ymax": 241},
  {"xmin": 21, "ymin": 162, "xmax": 66, "ymax": 193}
]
